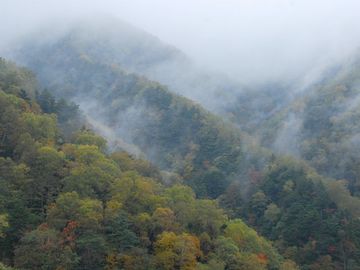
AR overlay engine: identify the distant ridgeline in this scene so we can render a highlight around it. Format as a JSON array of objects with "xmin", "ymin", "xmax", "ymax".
[
  {"xmin": 230, "ymin": 58, "xmax": 360, "ymax": 197},
  {"xmin": 2, "ymin": 19, "xmax": 360, "ymax": 269},
  {"xmin": 12, "ymin": 33, "xmax": 251, "ymax": 198}
]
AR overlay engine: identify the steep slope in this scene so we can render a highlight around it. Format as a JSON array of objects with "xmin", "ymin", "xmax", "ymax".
[
  {"xmin": 299, "ymin": 60, "xmax": 360, "ymax": 194},
  {"xmin": 5, "ymin": 20, "xmax": 360, "ymax": 268},
  {"xmin": 9, "ymin": 17, "xmax": 242, "ymax": 113},
  {"xmin": 241, "ymin": 58, "xmax": 360, "ymax": 197},
  {"xmin": 10, "ymin": 37, "xmax": 258, "ymax": 198},
  {"xmin": 0, "ymin": 58, "xmax": 291, "ymax": 270},
  {"xmin": 220, "ymin": 156, "xmax": 360, "ymax": 269}
]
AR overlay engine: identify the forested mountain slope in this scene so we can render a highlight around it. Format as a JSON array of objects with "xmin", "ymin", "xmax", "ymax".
[
  {"xmin": 10, "ymin": 18, "xmax": 241, "ymax": 113},
  {"xmin": 11, "ymin": 36, "xmax": 259, "ymax": 198},
  {"xmin": 234, "ymin": 58, "xmax": 360, "ymax": 197},
  {"xmin": 4, "ymin": 19, "xmax": 360, "ymax": 269},
  {"xmin": 0, "ymin": 58, "xmax": 294, "ymax": 270}
]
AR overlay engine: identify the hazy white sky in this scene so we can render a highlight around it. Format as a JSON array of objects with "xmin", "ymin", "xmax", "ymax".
[{"xmin": 2, "ymin": 0, "xmax": 360, "ymax": 83}]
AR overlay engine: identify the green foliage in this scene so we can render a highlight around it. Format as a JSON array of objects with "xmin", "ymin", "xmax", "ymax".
[
  {"xmin": 111, "ymin": 151, "xmax": 161, "ymax": 179},
  {"xmin": 239, "ymin": 157, "xmax": 360, "ymax": 268},
  {"xmin": 0, "ymin": 58, "xmax": 37, "ymax": 98},
  {"xmin": 0, "ymin": 60, "xmax": 286, "ymax": 269},
  {"xmin": 224, "ymin": 219, "xmax": 282, "ymax": 269},
  {"xmin": 14, "ymin": 224, "xmax": 79, "ymax": 270},
  {"xmin": 154, "ymin": 231, "xmax": 201, "ymax": 270},
  {"xmin": 105, "ymin": 211, "xmax": 139, "ymax": 252},
  {"xmin": 0, "ymin": 262, "xmax": 16, "ymax": 270},
  {"xmin": 36, "ymin": 89, "xmax": 82, "ymax": 137},
  {"xmin": 0, "ymin": 214, "xmax": 8, "ymax": 237},
  {"xmin": 73, "ymin": 130, "xmax": 107, "ymax": 152},
  {"xmin": 8, "ymin": 43, "xmax": 360, "ymax": 269},
  {"xmin": 26, "ymin": 146, "xmax": 66, "ymax": 215},
  {"xmin": 230, "ymin": 61, "xmax": 360, "ymax": 201},
  {"xmin": 190, "ymin": 199, "xmax": 227, "ymax": 238},
  {"xmin": 10, "ymin": 23, "xmax": 360, "ymax": 269},
  {"xmin": 12, "ymin": 44, "xmax": 247, "ymax": 198}
]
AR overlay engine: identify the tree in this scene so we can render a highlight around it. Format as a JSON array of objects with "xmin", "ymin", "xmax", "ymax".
[
  {"xmin": 62, "ymin": 145, "xmax": 120, "ymax": 202},
  {"xmin": 154, "ymin": 232, "xmax": 201, "ymax": 270},
  {"xmin": 224, "ymin": 219, "xmax": 281, "ymax": 268},
  {"xmin": 264, "ymin": 203, "xmax": 281, "ymax": 223},
  {"xmin": 14, "ymin": 224, "xmax": 79, "ymax": 270},
  {"xmin": 164, "ymin": 185, "xmax": 196, "ymax": 227},
  {"xmin": 0, "ymin": 214, "xmax": 8, "ymax": 238},
  {"xmin": 309, "ymin": 255, "xmax": 336, "ymax": 270},
  {"xmin": 249, "ymin": 191, "xmax": 268, "ymax": 219},
  {"xmin": 117, "ymin": 248, "xmax": 154, "ymax": 270},
  {"xmin": 0, "ymin": 91, "xmax": 27, "ymax": 157},
  {"xmin": 232, "ymin": 253, "xmax": 266, "ymax": 270},
  {"xmin": 27, "ymin": 146, "xmax": 66, "ymax": 216},
  {"xmin": 0, "ymin": 262, "xmax": 17, "ymax": 270},
  {"xmin": 280, "ymin": 260, "xmax": 300, "ymax": 270},
  {"xmin": 73, "ymin": 130, "xmax": 107, "ymax": 152},
  {"xmin": 151, "ymin": 207, "xmax": 179, "ymax": 236},
  {"xmin": 111, "ymin": 172, "xmax": 163, "ymax": 215},
  {"xmin": 105, "ymin": 211, "xmax": 139, "ymax": 252},
  {"xmin": 21, "ymin": 112, "xmax": 57, "ymax": 143},
  {"xmin": 190, "ymin": 199, "xmax": 226, "ymax": 238},
  {"xmin": 76, "ymin": 233, "xmax": 107, "ymax": 270},
  {"xmin": 213, "ymin": 236, "xmax": 240, "ymax": 266},
  {"xmin": 47, "ymin": 192, "xmax": 103, "ymax": 231},
  {"xmin": 36, "ymin": 89, "xmax": 56, "ymax": 114},
  {"xmin": 213, "ymin": 237, "xmax": 267, "ymax": 270}
]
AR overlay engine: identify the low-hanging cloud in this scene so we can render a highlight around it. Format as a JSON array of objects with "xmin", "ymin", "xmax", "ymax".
[{"xmin": 2, "ymin": 0, "xmax": 360, "ymax": 86}]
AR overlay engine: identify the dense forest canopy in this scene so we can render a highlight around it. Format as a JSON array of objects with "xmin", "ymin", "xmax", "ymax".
[
  {"xmin": 0, "ymin": 11, "xmax": 360, "ymax": 270},
  {"xmin": 0, "ymin": 58, "xmax": 295, "ymax": 269},
  {"xmin": 229, "ymin": 58, "xmax": 360, "ymax": 197}
]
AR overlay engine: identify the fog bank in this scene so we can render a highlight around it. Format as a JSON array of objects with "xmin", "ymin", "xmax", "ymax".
[{"xmin": 2, "ymin": 0, "xmax": 360, "ymax": 85}]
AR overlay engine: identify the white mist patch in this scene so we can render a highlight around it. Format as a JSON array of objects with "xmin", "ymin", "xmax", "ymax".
[
  {"xmin": 85, "ymin": 115, "xmax": 143, "ymax": 157},
  {"xmin": 75, "ymin": 95, "xmax": 169, "ymax": 166},
  {"xmin": 349, "ymin": 134, "xmax": 360, "ymax": 153},
  {"xmin": 3, "ymin": 0, "xmax": 360, "ymax": 87},
  {"xmin": 74, "ymin": 97, "xmax": 145, "ymax": 157},
  {"xmin": 347, "ymin": 95, "xmax": 360, "ymax": 112},
  {"xmin": 273, "ymin": 114, "xmax": 303, "ymax": 156}
]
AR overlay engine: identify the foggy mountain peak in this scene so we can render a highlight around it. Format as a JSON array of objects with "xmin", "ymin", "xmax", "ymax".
[
  {"xmin": 9, "ymin": 16, "xmax": 188, "ymax": 71},
  {"xmin": 6, "ymin": 17, "xmax": 247, "ymax": 114}
]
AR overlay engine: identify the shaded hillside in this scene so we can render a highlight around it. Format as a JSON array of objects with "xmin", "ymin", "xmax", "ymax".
[
  {"xmin": 0, "ymin": 58, "xmax": 291, "ymax": 270},
  {"xmin": 6, "ymin": 20, "xmax": 360, "ymax": 268},
  {"xmin": 9, "ymin": 17, "xmax": 243, "ymax": 113},
  {"xmin": 236, "ymin": 58, "xmax": 360, "ymax": 197},
  {"xmin": 220, "ymin": 156, "xmax": 360, "ymax": 269},
  {"xmin": 11, "ymin": 39, "xmax": 256, "ymax": 198}
]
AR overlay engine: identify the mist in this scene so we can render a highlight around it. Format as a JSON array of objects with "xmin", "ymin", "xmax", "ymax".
[
  {"xmin": 2, "ymin": 0, "xmax": 360, "ymax": 86},
  {"xmin": 3, "ymin": 0, "xmax": 360, "ymax": 169}
]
